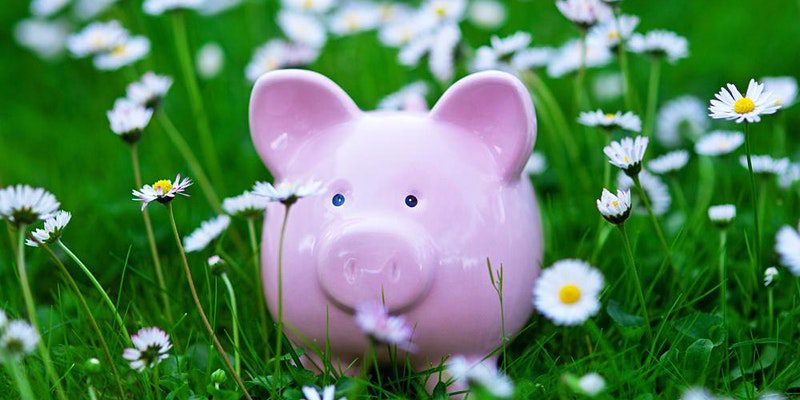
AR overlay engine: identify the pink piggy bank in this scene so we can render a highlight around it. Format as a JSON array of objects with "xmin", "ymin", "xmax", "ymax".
[{"xmin": 249, "ymin": 69, "xmax": 542, "ymax": 385}]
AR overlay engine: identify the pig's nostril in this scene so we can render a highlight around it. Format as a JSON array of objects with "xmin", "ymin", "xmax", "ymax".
[{"xmin": 343, "ymin": 259, "xmax": 358, "ymax": 283}]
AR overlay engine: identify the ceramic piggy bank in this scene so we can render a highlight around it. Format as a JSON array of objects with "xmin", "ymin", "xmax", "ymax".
[{"xmin": 249, "ymin": 69, "xmax": 542, "ymax": 385}]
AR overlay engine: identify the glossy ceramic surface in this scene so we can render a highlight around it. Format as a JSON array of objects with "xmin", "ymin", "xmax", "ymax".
[{"xmin": 249, "ymin": 69, "xmax": 542, "ymax": 373}]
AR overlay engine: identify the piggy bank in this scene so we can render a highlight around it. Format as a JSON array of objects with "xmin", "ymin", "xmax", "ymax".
[{"xmin": 249, "ymin": 69, "xmax": 542, "ymax": 387}]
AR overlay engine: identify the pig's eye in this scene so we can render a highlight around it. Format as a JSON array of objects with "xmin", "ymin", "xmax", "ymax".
[
  {"xmin": 332, "ymin": 193, "xmax": 346, "ymax": 207},
  {"xmin": 404, "ymin": 195, "xmax": 418, "ymax": 208}
]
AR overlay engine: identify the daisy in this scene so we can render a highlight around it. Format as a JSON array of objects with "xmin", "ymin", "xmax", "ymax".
[
  {"xmin": 67, "ymin": 20, "xmax": 128, "ymax": 58},
  {"xmin": 31, "ymin": 0, "xmax": 69, "ymax": 18},
  {"xmin": 14, "ymin": 19, "xmax": 70, "ymax": 61},
  {"xmin": 694, "ymin": 131, "xmax": 744, "ymax": 156},
  {"xmin": 400, "ymin": 24, "xmax": 461, "ymax": 82},
  {"xmin": 197, "ymin": 43, "xmax": 224, "ymax": 79},
  {"xmin": 524, "ymin": 152, "xmax": 547, "ymax": 176},
  {"xmin": 547, "ymin": 37, "xmax": 612, "ymax": 78},
  {"xmin": 143, "ymin": 0, "xmax": 202, "ymax": 15},
  {"xmin": 245, "ymin": 39, "xmax": 319, "ymax": 82},
  {"xmin": 0, "ymin": 320, "xmax": 40, "ymax": 359},
  {"xmin": 127, "ymin": 72, "xmax": 173, "ymax": 110},
  {"xmin": 656, "ymin": 96, "xmax": 708, "ymax": 147},
  {"xmin": 588, "ymin": 14, "xmax": 639, "ymax": 49},
  {"xmin": 208, "ymin": 255, "xmax": 226, "ymax": 274},
  {"xmin": 25, "ymin": 210, "xmax": 71, "ymax": 247},
  {"xmin": 764, "ymin": 266, "xmax": 779, "ymax": 287},
  {"xmin": 132, "ymin": 174, "xmax": 193, "ymax": 211},
  {"xmin": 680, "ymin": 387, "xmax": 715, "ymax": 400},
  {"xmin": 577, "ymin": 373, "xmax": 606, "ymax": 396},
  {"xmin": 183, "ymin": 215, "xmax": 231, "ymax": 253},
  {"xmin": 301, "ymin": 385, "xmax": 344, "ymax": 400},
  {"xmin": 328, "ymin": 2, "xmax": 382, "ymax": 36},
  {"xmin": 94, "ymin": 35, "xmax": 150, "ymax": 71},
  {"xmin": 596, "ymin": 188, "xmax": 631, "ymax": 225},
  {"xmin": 355, "ymin": 302, "xmax": 414, "ymax": 350},
  {"xmin": 469, "ymin": 32, "xmax": 531, "ymax": 73},
  {"xmin": 510, "ymin": 47, "xmax": 554, "ymax": 71},
  {"xmin": 708, "ymin": 204, "xmax": 736, "ymax": 228},
  {"xmin": 107, "ymin": 98, "xmax": 153, "ymax": 143},
  {"xmin": 617, "ymin": 170, "xmax": 671, "ymax": 215},
  {"xmin": 222, "ymin": 191, "xmax": 269, "ymax": 218},
  {"xmin": 579, "ymin": 110, "xmax": 641, "ymax": 132},
  {"xmin": 252, "ymin": 179, "xmax": 324, "ymax": 206},
  {"xmin": 447, "ymin": 356, "xmax": 514, "ymax": 398},
  {"xmin": 0, "ymin": 185, "xmax": 60, "ymax": 226},
  {"xmin": 592, "ymin": 72, "xmax": 623, "ymax": 101},
  {"xmin": 281, "ymin": 0, "xmax": 335, "ymax": 13},
  {"xmin": 647, "ymin": 150, "xmax": 689, "ymax": 174},
  {"xmin": 379, "ymin": 15, "xmax": 433, "ymax": 48},
  {"xmin": 738, "ymin": 155, "xmax": 790, "ymax": 175},
  {"xmin": 709, "ymin": 79, "xmax": 781, "ymax": 123},
  {"xmin": 377, "ymin": 81, "xmax": 429, "ymax": 111},
  {"xmin": 532, "ymin": 259, "xmax": 604, "ymax": 326},
  {"xmin": 421, "ymin": 0, "xmax": 467, "ymax": 24},
  {"xmin": 278, "ymin": 10, "xmax": 327, "ymax": 48},
  {"xmin": 775, "ymin": 222, "xmax": 800, "ymax": 275},
  {"xmin": 604, "ymin": 135, "xmax": 648, "ymax": 177},
  {"xmin": 555, "ymin": 0, "xmax": 612, "ymax": 29},
  {"xmin": 74, "ymin": 0, "xmax": 118, "ymax": 20},
  {"xmin": 762, "ymin": 76, "xmax": 797, "ymax": 108},
  {"xmin": 779, "ymin": 163, "xmax": 799, "ymax": 189},
  {"xmin": 467, "ymin": 0, "xmax": 506, "ymax": 30},
  {"xmin": 628, "ymin": 30, "xmax": 688, "ymax": 63},
  {"xmin": 122, "ymin": 327, "xmax": 172, "ymax": 371}
]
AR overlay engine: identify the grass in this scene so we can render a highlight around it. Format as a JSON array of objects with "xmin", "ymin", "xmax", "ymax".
[{"xmin": 2, "ymin": 0, "xmax": 800, "ymax": 399}]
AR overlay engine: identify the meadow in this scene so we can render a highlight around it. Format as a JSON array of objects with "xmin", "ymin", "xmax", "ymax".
[{"xmin": 2, "ymin": 0, "xmax": 800, "ymax": 399}]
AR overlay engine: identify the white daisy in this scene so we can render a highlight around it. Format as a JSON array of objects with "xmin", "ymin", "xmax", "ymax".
[
  {"xmin": 579, "ymin": 110, "xmax": 641, "ymax": 132},
  {"xmin": 122, "ymin": 327, "xmax": 172, "ymax": 372},
  {"xmin": 0, "ymin": 320, "xmax": 40, "ymax": 359},
  {"xmin": 709, "ymin": 79, "xmax": 781, "ymax": 123},
  {"xmin": 547, "ymin": 37, "xmax": 612, "ymax": 78},
  {"xmin": 708, "ymin": 204, "xmax": 736, "ymax": 228},
  {"xmin": 467, "ymin": 0, "xmax": 506, "ymax": 30},
  {"xmin": 208, "ymin": 255, "xmax": 226, "ymax": 274},
  {"xmin": 132, "ymin": 174, "xmax": 193, "ymax": 211},
  {"xmin": 694, "ymin": 130, "xmax": 744, "ymax": 156},
  {"xmin": 760, "ymin": 392, "xmax": 787, "ymax": 400},
  {"xmin": 656, "ymin": 96, "xmax": 708, "ymax": 147},
  {"xmin": 577, "ymin": 373, "xmax": 606, "ymax": 396},
  {"xmin": 354, "ymin": 302, "xmax": 414, "ymax": 351},
  {"xmin": 107, "ymin": 98, "xmax": 153, "ymax": 143},
  {"xmin": 14, "ymin": 19, "xmax": 70, "ymax": 60},
  {"xmin": 143, "ymin": 0, "xmax": 202, "ymax": 15},
  {"xmin": 647, "ymin": 150, "xmax": 689, "ymax": 174},
  {"xmin": 183, "ymin": 215, "xmax": 231, "ymax": 253},
  {"xmin": 428, "ymin": 24, "xmax": 461, "ymax": 82},
  {"xmin": 524, "ymin": 152, "xmax": 547, "ymax": 176},
  {"xmin": 379, "ymin": 14, "xmax": 434, "ymax": 48},
  {"xmin": 328, "ymin": 2, "xmax": 382, "ymax": 36},
  {"xmin": 67, "ymin": 20, "xmax": 128, "ymax": 58},
  {"xmin": 596, "ymin": 188, "xmax": 631, "ymax": 225},
  {"xmin": 603, "ymin": 135, "xmax": 648, "ymax": 176},
  {"xmin": 421, "ymin": 0, "xmax": 467, "ymax": 24},
  {"xmin": 222, "ymin": 191, "xmax": 269, "ymax": 218},
  {"xmin": 762, "ymin": 76, "xmax": 797, "ymax": 108},
  {"xmin": 776, "ymin": 222, "xmax": 800, "ymax": 275},
  {"xmin": 764, "ymin": 267, "xmax": 779, "ymax": 287},
  {"xmin": 469, "ymin": 32, "xmax": 537, "ymax": 73},
  {"xmin": 278, "ymin": 10, "xmax": 327, "ymax": 48},
  {"xmin": 617, "ymin": 170, "xmax": 671, "ymax": 215},
  {"xmin": 281, "ymin": 0, "xmax": 335, "ymax": 13},
  {"xmin": 245, "ymin": 39, "xmax": 320, "ymax": 82},
  {"xmin": 252, "ymin": 179, "xmax": 324, "ymax": 205},
  {"xmin": 196, "ymin": 43, "xmax": 224, "ymax": 79},
  {"xmin": 74, "ymin": 0, "xmax": 118, "ymax": 20},
  {"xmin": 592, "ymin": 72, "xmax": 623, "ymax": 101},
  {"xmin": 532, "ymin": 259, "xmax": 604, "ymax": 326},
  {"xmin": 510, "ymin": 47, "xmax": 554, "ymax": 71},
  {"xmin": 628, "ymin": 30, "xmax": 688, "ymax": 63},
  {"xmin": 301, "ymin": 385, "xmax": 344, "ymax": 400},
  {"xmin": 555, "ymin": 0, "xmax": 612, "ymax": 29},
  {"xmin": 31, "ymin": 0, "xmax": 69, "ymax": 18},
  {"xmin": 197, "ymin": 0, "xmax": 242, "ymax": 15},
  {"xmin": 680, "ymin": 387, "xmax": 716, "ymax": 400},
  {"xmin": 126, "ymin": 72, "xmax": 173, "ymax": 109},
  {"xmin": 588, "ymin": 14, "xmax": 638, "ymax": 48},
  {"xmin": 25, "ymin": 210, "xmax": 71, "ymax": 247},
  {"xmin": 779, "ymin": 163, "xmax": 799, "ymax": 189},
  {"xmin": 0, "ymin": 185, "xmax": 60, "ymax": 226},
  {"xmin": 377, "ymin": 81, "xmax": 428, "ymax": 111},
  {"xmin": 93, "ymin": 35, "xmax": 150, "ymax": 71},
  {"xmin": 738, "ymin": 155, "xmax": 790, "ymax": 176},
  {"xmin": 446, "ymin": 356, "xmax": 514, "ymax": 398}
]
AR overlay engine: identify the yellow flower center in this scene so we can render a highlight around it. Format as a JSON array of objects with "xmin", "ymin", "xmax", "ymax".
[
  {"xmin": 110, "ymin": 45, "xmax": 127, "ymax": 56},
  {"xmin": 612, "ymin": 200, "xmax": 619, "ymax": 208},
  {"xmin": 302, "ymin": 0, "xmax": 314, "ymax": 9},
  {"xmin": 623, "ymin": 155, "xmax": 630, "ymax": 163},
  {"xmin": 434, "ymin": 5, "xmax": 447, "ymax": 17},
  {"xmin": 605, "ymin": 113, "xmax": 615, "ymax": 120},
  {"xmin": 559, "ymin": 284, "xmax": 582, "ymax": 304},
  {"xmin": 774, "ymin": 97, "xmax": 784, "ymax": 106},
  {"xmin": 153, "ymin": 180, "xmax": 173, "ymax": 194},
  {"xmin": 733, "ymin": 97, "xmax": 755, "ymax": 114},
  {"xmin": 345, "ymin": 14, "xmax": 360, "ymax": 30},
  {"xmin": 607, "ymin": 30, "xmax": 620, "ymax": 41}
]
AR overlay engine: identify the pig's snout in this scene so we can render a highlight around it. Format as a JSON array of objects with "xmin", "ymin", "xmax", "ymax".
[{"xmin": 317, "ymin": 220, "xmax": 435, "ymax": 313}]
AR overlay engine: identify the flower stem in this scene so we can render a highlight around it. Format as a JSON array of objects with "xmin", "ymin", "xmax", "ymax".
[
  {"xmin": 613, "ymin": 8, "xmax": 640, "ymax": 113},
  {"xmin": 15, "ymin": 225, "xmax": 67, "ymax": 400},
  {"xmin": 718, "ymin": 230, "xmax": 729, "ymax": 376},
  {"xmin": 170, "ymin": 11, "xmax": 224, "ymax": 192},
  {"xmin": 167, "ymin": 204, "xmax": 253, "ymax": 400},
  {"xmin": 131, "ymin": 144, "xmax": 173, "ymax": 324},
  {"xmin": 643, "ymin": 59, "xmax": 661, "ymax": 137},
  {"xmin": 220, "ymin": 272, "xmax": 241, "ymax": 376},
  {"xmin": 57, "ymin": 240, "xmax": 130, "ymax": 341},
  {"xmin": 274, "ymin": 205, "xmax": 292, "ymax": 389},
  {"xmin": 40, "ymin": 244, "xmax": 126, "ymax": 399},
  {"xmin": 617, "ymin": 224, "xmax": 652, "ymax": 340},
  {"xmin": 573, "ymin": 30, "xmax": 587, "ymax": 118},
  {"xmin": 632, "ymin": 176, "xmax": 674, "ymax": 270},
  {"xmin": 247, "ymin": 217, "xmax": 270, "ymax": 361},
  {"xmin": 743, "ymin": 122, "xmax": 761, "ymax": 270},
  {"xmin": 153, "ymin": 362, "xmax": 161, "ymax": 400},
  {"xmin": 4, "ymin": 359, "xmax": 35, "ymax": 400}
]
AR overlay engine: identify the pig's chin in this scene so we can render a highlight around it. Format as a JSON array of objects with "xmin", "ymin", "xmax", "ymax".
[{"xmin": 314, "ymin": 218, "xmax": 437, "ymax": 314}]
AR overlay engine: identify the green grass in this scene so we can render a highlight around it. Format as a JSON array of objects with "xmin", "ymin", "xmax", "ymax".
[{"xmin": 2, "ymin": 0, "xmax": 800, "ymax": 399}]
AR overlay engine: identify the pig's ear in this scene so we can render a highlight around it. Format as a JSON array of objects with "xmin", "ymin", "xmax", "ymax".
[
  {"xmin": 249, "ymin": 69, "xmax": 361, "ymax": 176},
  {"xmin": 430, "ymin": 71, "xmax": 536, "ymax": 181}
]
